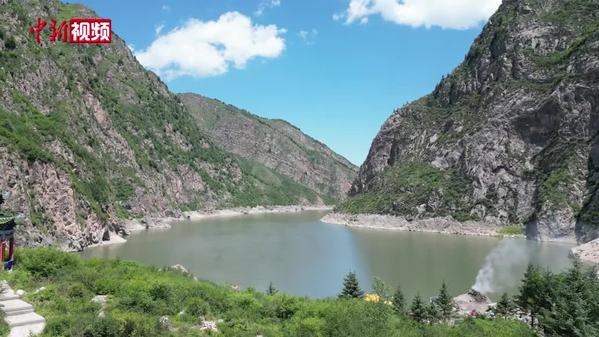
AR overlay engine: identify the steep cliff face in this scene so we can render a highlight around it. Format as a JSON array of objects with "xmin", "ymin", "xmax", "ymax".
[
  {"xmin": 0, "ymin": 0, "xmax": 339, "ymax": 250},
  {"xmin": 180, "ymin": 93, "xmax": 358, "ymax": 200},
  {"xmin": 341, "ymin": 0, "xmax": 599, "ymax": 241}
]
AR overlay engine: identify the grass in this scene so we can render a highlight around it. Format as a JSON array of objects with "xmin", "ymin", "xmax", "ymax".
[
  {"xmin": 337, "ymin": 162, "xmax": 475, "ymax": 221},
  {"xmin": 0, "ymin": 248, "xmax": 536, "ymax": 337},
  {"xmin": 497, "ymin": 224, "xmax": 524, "ymax": 236}
]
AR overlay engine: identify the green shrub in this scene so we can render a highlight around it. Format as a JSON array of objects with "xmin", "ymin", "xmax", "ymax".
[
  {"xmin": 497, "ymin": 224, "xmax": 524, "ymax": 236},
  {"xmin": 4, "ymin": 36, "xmax": 16, "ymax": 50},
  {"xmin": 15, "ymin": 247, "xmax": 80, "ymax": 279},
  {"xmin": 2, "ymin": 248, "xmax": 541, "ymax": 337},
  {"xmin": 186, "ymin": 298, "xmax": 210, "ymax": 318}
]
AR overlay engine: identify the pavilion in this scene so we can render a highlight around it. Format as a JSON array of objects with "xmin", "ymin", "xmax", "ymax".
[{"xmin": 0, "ymin": 192, "xmax": 21, "ymax": 271}]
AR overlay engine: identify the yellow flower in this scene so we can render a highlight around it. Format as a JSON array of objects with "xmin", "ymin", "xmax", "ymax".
[{"xmin": 364, "ymin": 293, "xmax": 380, "ymax": 303}]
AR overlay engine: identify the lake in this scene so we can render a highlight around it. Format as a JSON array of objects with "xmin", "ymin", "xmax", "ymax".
[{"xmin": 81, "ymin": 211, "xmax": 574, "ymax": 300}]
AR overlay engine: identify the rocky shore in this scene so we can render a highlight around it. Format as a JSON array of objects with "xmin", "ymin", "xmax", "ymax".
[
  {"xmin": 570, "ymin": 238, "xmax": 599, "ymax": 265},
  {"xmin": 182, "ymin": 205, "xmax": 332, "ymax": 221},
  {"xmin": 320, "ymin": 213, "xmax": 499, "ymax": 237}
]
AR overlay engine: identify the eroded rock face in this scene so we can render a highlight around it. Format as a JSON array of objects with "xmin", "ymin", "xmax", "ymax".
[{"xmin": 348, "ymin": 0, "xmax": 599, "ymax": 242}]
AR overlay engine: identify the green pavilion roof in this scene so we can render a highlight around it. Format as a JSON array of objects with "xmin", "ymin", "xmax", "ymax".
[{"xmin": 0, "ymin": 213, "xmax": 20, "ymax": 231}]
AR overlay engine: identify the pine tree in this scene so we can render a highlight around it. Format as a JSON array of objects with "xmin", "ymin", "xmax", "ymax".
[
  {"xmin": 434, "ymin": 281, "xmax": 453, "ymax": 321},
  {"xmin": 410, "ymin": 293, "xmax": 426, "ymax": 323},
  {"xmin": 392, "ymin": 285, "xmax": 406, "ymax": 315},
  {"xmin": 517, "ymin": 264, "xmax": 544, "ymax": 328},
  {"xmin": 267, "ymin": 281, "xmax": 278, "ymax": 295},
  {"xmin": 339, "ymin": 272, "xmax": 364, "ymax": 299},
  {"xmin": 495, "ymin": 293, "xmax": 514, "ymax": 317},
  {"xmin": 426, "ymin": 302, "xmax": 441, "ymax": 324}
]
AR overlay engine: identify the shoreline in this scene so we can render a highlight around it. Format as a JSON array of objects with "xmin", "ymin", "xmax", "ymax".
[
  {"xmin": 86, "ymin": 205, "xmax": 333, "ymax": 250},
  {"xmin": 323, "ymin": 212, "xmax": 596, "ymax": 268},
  {"xmin": 321, "ymin": 213, "xmax": 581, "ymax": 244},
  {"xmin": 182, "ymin": 205, "xmax": 332, "ymax": 221},
  {"xmin": 570, "ymin": 238, "xmax": 599, "ymax": 265},
  {"xmin": 320, "ymin": 212, "xmax": 501, "ymax": 237}
]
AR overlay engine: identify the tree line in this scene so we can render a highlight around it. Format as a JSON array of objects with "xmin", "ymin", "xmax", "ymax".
[{"xmin": 333, "ymin": 260, "xmax": 599, "ymax": 337}]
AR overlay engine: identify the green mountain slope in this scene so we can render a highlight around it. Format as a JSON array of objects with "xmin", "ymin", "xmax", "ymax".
[
  {"xmin": 0, "ymin": 0, "xmax": 335, "ymax": 250},
  {"xmin": 179, "ymin": 93, "xmax": 357, "ymax": 200},
  {"xmin": 340, "ymin": 0, "xmax": 599, "ymax": 241}
]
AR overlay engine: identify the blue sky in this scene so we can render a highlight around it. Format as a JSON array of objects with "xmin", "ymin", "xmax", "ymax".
[{"xmin": 70, "ymin": 0, "xmax": 500, "ymax": 166}]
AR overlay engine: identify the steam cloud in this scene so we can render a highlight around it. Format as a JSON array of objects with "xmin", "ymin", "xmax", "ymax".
[{"xmin": 472, "ymin": 239, "xmax": 532, "ymax": 294}]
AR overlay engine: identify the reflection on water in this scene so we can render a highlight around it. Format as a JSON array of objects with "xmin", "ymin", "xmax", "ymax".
[{"xmin": 81, "ymin": 211, "xmax": 573, "ymax": 299}]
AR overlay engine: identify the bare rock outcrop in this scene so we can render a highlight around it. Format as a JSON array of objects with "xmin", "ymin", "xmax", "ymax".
[{"xmin": 343, "ymin": 0, "xmax": 599, "ymax": 242}]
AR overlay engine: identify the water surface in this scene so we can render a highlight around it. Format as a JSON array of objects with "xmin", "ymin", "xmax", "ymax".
[{"xmin": 81, "ymin": 211, "xmax": 573, "ymax": 300}]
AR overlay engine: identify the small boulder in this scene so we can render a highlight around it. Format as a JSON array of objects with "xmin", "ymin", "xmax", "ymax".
[
  {"xmin": 159, "ymin": 316, "xmax": 171, "ymax": 330},
  {"xmin": 200, "ymin": 320, "xmax": 218, "ymax": 332},
  {"xmin": 453, "ymin": 289, "xmax": 492, "ymax": 316}
]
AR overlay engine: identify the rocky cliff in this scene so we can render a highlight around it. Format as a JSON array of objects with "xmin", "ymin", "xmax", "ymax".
[
  {"xmin": 340, "ymin": 0, "xmax": 599, "ymax": 242},
  {"xmin": 0, "ymin": 0, "xmax": 349, "ymax": 250},
  {"xmin": 180, "ymin": 93, "xmax": 357, "ymax": 200}
]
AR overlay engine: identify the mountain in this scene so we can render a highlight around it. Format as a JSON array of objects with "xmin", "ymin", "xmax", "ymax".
[
  {"xmin": 179, "ymin": 93, "xmax": 357, "ymax": 201},
  {"xmin": 0, "ymin": 0, "xmax": 351, "ymax": 250},
  {"xmin": 339, "ymin": 0, "xmax": 599, "ymax": 242}
]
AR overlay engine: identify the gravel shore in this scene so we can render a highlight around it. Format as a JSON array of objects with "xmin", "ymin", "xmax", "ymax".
[{"xmin": 320, "ymin": 212, "xmax": 500, "ymax": 237}]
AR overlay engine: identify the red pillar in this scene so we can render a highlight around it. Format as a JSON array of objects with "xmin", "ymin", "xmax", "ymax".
[
  {"xmin": 8, "ymin": 238, "xmax": 14, "ymax": 261},
  {"xmin": 0, "ymin": 240, "xmax": 5, "ymax": 265}
]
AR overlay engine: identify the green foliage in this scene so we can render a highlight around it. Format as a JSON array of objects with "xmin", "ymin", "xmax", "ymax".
[
  {"xmin": 531, "ymin": 260, "xmax": 599, "ymax": 337},
  {"xmin": 540, "ymin": 166, "xmax": 576, "ymax": 209},
  {"xmin": 497, "ymin": 224, "xmax": 524, "ymax": 236},
  {"xmin": 391, "ymin": 286, "xmax": 406, "ymax": 315},
  {"xmin": 372, "ymin": 277, "xmax": 391, "ymax": 302},
  {"xmin": 231, "ymin": 158, "xmax": 327, "ymax": 207},
  {"xmin": 337, "ymin": 162, "xmax": 475, "ymax": 221},
  {"xmin": 0, "ymin": 248, "xmax": 538, "ymax": 337},
  {"xmin": 14, "ymin": 247, "xmax": 80, "ymax": 279},
  {"xmin": 4, "ymin": 36, "xmax": 16, "ymax": 50},
  {"xmin": 410, "ymin": 293, "xmax": 427, "ymax": 323},
  {"xmin": 534, "ymin": 18, "xmax": 599, "ymax": 67},
  {"xmin": 339, "ymin": 272, "xmax": 364, "ymax": 299},
  {"xmin": 0, "ymin": 311, "xmax": 8, "ymax": 337},
  {"xmin": 494, "ymin": 293, "xmax": 515, "ymax": 317},
  {"xmin": 434, "ymin": 281, "xmax": 453, "ymax": 321}
]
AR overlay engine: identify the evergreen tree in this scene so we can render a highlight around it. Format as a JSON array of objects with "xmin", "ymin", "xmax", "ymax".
[
  {"xmin": 410, "ymin": 293, "xmax": 426, "ymax": 323},
  {"xmin": 434, "ymin": 281, "xmax": 453, "ymax": 321},
  {"xmin": 339, "ymin": 272, "xmax": 364, "ymax": 299},
  {"xmin": 517, "ymin": 264, "xmax": 544, "ymax": 328},
  {"xmin": 392, "ymin": 285, "xmax": 406, "ymax": 315},
  {"xmin": 267, "ymin": 281, "xmax": 278, "ymax": 295},
  {"xmin": 495, "ymin": 293, "xmax": 514, "ymax": 317},
  {"xmin": 426, "ymin": 302, "xmax": 441, "ymax": 324}
]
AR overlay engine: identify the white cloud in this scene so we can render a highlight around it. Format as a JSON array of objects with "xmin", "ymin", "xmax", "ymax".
[
  {"xmin": 154, "ymin": 24, "xmax": 164, "ymax": 36},
  {"xmin": 255, "ymin": 0, "xmax": 281, "ymax": 16},
  {"xmin": 297, "ymin": 29, "xmax": 318, "ymax": 45},
  {"xmin": 336, "ymin": 0, "xmax": 502, "ymax": 29},
  {"xmin": 161, "ymin": 4, "xmax": 170, "ymax": 11},
  {"xmin": 135, "ymin": 12, "xmax": 286, "ymax": 79}
]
